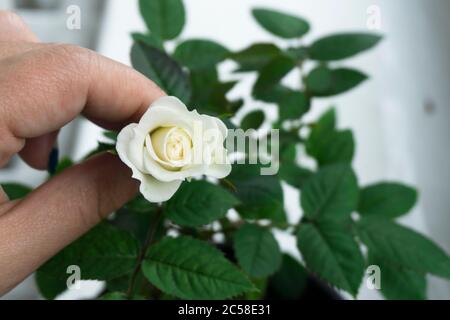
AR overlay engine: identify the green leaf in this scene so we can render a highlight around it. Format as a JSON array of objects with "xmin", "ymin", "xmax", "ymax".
[
  {"xmin": 174, "ymin": 39, "xmax": 229, "ymax": 71},
  {"xmin": 38, "ymin": 223, "xmax": 140, "ymax": 281},
  {"xmin": 252, "ymin": 55, "xmax": 296, "ymax": 102},
  {"xmin": 309, "ymin": 33, "xmax": 383, "ymax": 61},
  {"xmin": 367, "ymin": 253, "xmax": 426, "ymax": 300},
  {"xmin": 279, "ymin": 90, "xmax": 310, "ymax": 121},
  {"xmin": 131, "ymin": 40, "xmax": 191, "ymax": 102},
  {"xmin": 306, "ymin": 129, "xmax": 355, "ymax": 166},
  {"xmin": 301, "ymin": 164, "xmax": 359, "ymax": 220},
  {"xmin": 357, "ymin": 217, "xmax": 450, "ymax": 279},
  {"xmin": 53, "ymin": 157, "xmax": 74, "ymax": 175},
  {"xmin": 306, "ymin": 66, "xmax": 368, "ymax": 97},
  {"xmin": 124, "ymin": 194, "xmax": 159, "ymax": 214},
  {"xmin": 268, "ymin": 254, "xmax": 308, "ymax": 299},
  {"xmin": 139, "ymin": 0, "xmax": 185, "ymax": 40},
  {"xmin": 240, "ymin": 110, "xmax": 265, "ymax": 130},
  {"xmin": 252, "ymin": 8, "xmax": 310, "ymax": 39},
  {"xmin": 233, "ymin": 224, "xmax": 282, "ymax": 277},
  {"xmin": 35, "ymin": 271, "xmax": 66, "ymax": 300},
  {"xmin": 166, "ymin": 180, "xmax": 239, "ymax": 228},
  {"xmin": 99, "ymin": 292, "xmax": 128, "ymax": 300},
  {"xmin": 229, "ymin": 164, "xmax": 286, "ymax": 223},
  {"xmin": 131, "ymin": 32, "xmax": 164, "ymax": 50},
  {"xmin": 297, "ymin": 220, "xmax": 364, "ymax": 296},
  {"xmin": 143, "ymin": 236, "xmax": 254, "ymax": 299},
  {"xmin": 1, "ymin": 183, "xmax": 32, "ymax": 200},
  {"xmin": 231, "ymin": 43, "xmax": 281, "ymax": 72},
  {"xmin": 358, "ymin": 183, "xmax": 417, "ymax": 218},
  {"xmin": 279, "ymin": 163, "xmax": 313, "ymax": 190}
]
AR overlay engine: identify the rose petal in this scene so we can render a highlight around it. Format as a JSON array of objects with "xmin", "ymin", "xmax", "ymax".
[{"xmin": 139, "ymin": 175, "xmax": 182, "ymax": 203}]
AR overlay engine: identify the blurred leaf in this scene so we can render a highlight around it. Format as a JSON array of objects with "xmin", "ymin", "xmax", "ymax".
[
  {"xmin": 252, "ymin": 55, "xmax": 296, "ymax": 102},
  {"xmin": 358, "ymin": 183, "xmax": 417, "ymax": 218},
  {"xmin": 279, "ymin": 163, "xmax": 313, "ymax": 190},
  {"xmin": 229, "ymin": 164, "xmax": 286, "ymax": 223},
  {"xmin": 35, "ymin": 271, "xmax": 66, "ymax": 300},
  {"xmin": 54, "ymin": 157, "xmax": 74, "ymax": 175},
  {"xmin": 233, "ymin": 224, "xmax": 282, "ymax": 277},
  {"xmin": 231, "ymin": 43, "xmax": 281, "ymax": 72},
  {"xmin": 308, "ymin": 33, "xmax": 383, "ymax": 61},
  {"xmin": 131, "ymin": 40, "xmax": 191, "ymax": 102},
  {"xmin": 301, "ymin": 164, "xmax": 359, "ymax": 220},
  {"xmin": 166, "ymin": 180, "xmax": 239, "ymax": 228},
  {"xmin": 124, "ymin": 194, "xmax": 159, "ymax": 214},
  {"xmin": 102, "ymin": 130, "xmax": 118, "ymax": 142},
  {"xmin": 357, "ymin": 217, "xmax": 450, "ymax": 279},
  {"xmin": 367, "ymin": 253, "xmax": 426, "ymax": 300},
  {"xmin": 142, "ymin": 236, "xmax": 254, "ymax": 299},
  {"xmin": 306, "ymin": 129, "xmax": 355, "ymax": 166},
  {"xmin": 297, "ymin": 220, "xmax": 364, "ymax": 297},
  {"xmin": 252, "ymin": 8, "xmax": 310, "ymax": 39},
  {"xmin": 268, "ymin": 254, "xmax": 308, "ymax": 299},
  {"xmin": 139, "ymin": 0, "xmax": 185, "ymax": 40},
  {"xmin": 279, "ymin": 90, "xmax": 310, "ymax": 121},
  {"xmin": 99, "ymin": 292, "xmax": 145, "ymax": 300},
  {"xmin": 174, "ymin": 39, "xmax": 229, "ymax": 70},
  {"xmin": 306, "ymin": 66, "xmax": 368, "ymax": 97},
  {"xmin": 306, "ymin": 108, "xmax": 336, "ymax": 151},
  {"xmin": 1, "ymin": 183, "xmax": 32, "ymax": 200},
  {"xmin": 38, "ymin": 223, "xmax": 140, "ymax": 281},
  {"xmin": 131, "ymin": 32, "xmax": 164, "ymax": 50},
  {"xmin": 285, "ymin": 46, "xmax": 308, "ymax": 62},
  {"xmin": 240, "ymin": 110, "xmax": 265, "ymax": 130}
]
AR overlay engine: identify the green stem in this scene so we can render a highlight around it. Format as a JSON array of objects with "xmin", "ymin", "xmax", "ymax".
[{"xmin": 126, "ymin": 206, "xmax": 163, "ymax": 299}]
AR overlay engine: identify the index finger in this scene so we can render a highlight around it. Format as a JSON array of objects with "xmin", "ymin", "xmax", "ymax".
[{"xmin": 0, "ymin": 44, "xmax": 165, "ymax": 140}]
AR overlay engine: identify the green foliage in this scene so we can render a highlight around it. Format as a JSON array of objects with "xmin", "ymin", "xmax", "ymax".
[
  {"xmin": 233, "ymin": 224, "xmax": 282, "ymax": 277},
  {"xmin": 301, "ymin": 164, "xmax": 359, "ymax": 220},
  {"xmin": 231, "ymin": 43, "xmax": 281, "ymax": 72},
  {"xmin": 297, "ymin": 220, "xmax": 364, "ymax": 296},
  {"xmin": 38, "ymin": 223, "xmax": 140, "ymax": 281},
  {"xmin": 139, "ymin": 0, "xmax": 185, "ymax": 40},
  {"xmin": 1, "ymin": 183, "xmax": 32, "ymax": 200},
  {"xmin": 358, "ymin": 183, "xmax": 417, "ymax": 218},
  {"xmin": 306, "ymin": 66, "xmax": 368, "ymax": 97},
  {"xmin": 142, "ymin": 236, "xmax": 254, "ymax": 299},
  {"xmin": 28, "ymin": 0, "xmax": 449, "ymax": 301},
  {"xmin": 279, "ymin": 90, "xmax": 310, "ymax": 121},
  {"xmin": 357, "ymin": 217, "xmax": 450, "ymax": 279},
  {"xmin": 35, "ymin": 271, "xmax": 67, "ymax": 300},
  {"xmin": 166, "ymin": 180, "xmax": 239, "ymax": 227},
  {"xmin": 278, "ymin": 163, "xmax": 313, "ymax": 190},
  {"xmin": 174, "ymin": 39, "xmax": 229, "ymax": 71},
  {"xmin": 252, "ymin": 8, "xmax": 310, "ymax": 39},
  {"xmin": 131, "ymin": 40, "xmax": 191, "ymax": 102},
  {"xmin": 308, "ymin": 33, "xmax": 383, "ymax": 61},
  {"xmin": 228, "ymin": 164, "xmax": 286, "ymax": 223},
  {"xmin": 268, "ymin": 254, "xmax": 308, "ymax": 299},
  {"xmin": 240, "ymin": 110, "xmax": 265, "ymax": 130},
  {"xmin": 252, "ymin": 55, "xmax": 296, "ymax": 102},
  {"xmin": 367, "ymin": 253, "xmax": 426, "ymax": 300}
]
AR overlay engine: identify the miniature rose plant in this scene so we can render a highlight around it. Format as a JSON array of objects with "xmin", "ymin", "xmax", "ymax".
[{"xmin": 2, "ymin": 0, "xmax": 449, "ymax": 300}]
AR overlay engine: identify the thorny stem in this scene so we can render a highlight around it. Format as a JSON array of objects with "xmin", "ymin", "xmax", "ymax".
[{"xmin": 126, "ymin": 206, "xmax": 163, "ymax": 299}]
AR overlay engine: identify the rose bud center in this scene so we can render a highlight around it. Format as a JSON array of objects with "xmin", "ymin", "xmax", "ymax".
[{"xmin": 148, "ymin": 126, "xmax": 193, "ymax": 170}]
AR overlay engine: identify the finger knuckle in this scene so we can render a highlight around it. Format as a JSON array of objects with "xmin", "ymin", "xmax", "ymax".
[{"xmin": 0, "ymin": 11, "xmax": 26, "ymax": 28}]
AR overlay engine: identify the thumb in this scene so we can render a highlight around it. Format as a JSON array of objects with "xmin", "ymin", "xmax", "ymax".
[{"xmin": 0, "ymin": 153, "xmax": 138, "ymax": 294}]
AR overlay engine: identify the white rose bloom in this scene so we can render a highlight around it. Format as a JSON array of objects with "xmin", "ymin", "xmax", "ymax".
[{"xmin": 116, "ymin": 96, "xmax": 232, "ymax": 202}]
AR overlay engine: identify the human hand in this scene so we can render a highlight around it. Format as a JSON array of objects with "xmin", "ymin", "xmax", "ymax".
[{"xmin": 0, "ymin": 11, "xmax": 165, "ymax": 295}]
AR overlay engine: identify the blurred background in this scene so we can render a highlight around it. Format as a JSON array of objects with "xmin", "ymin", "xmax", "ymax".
[{"xmin": 0, "ymin": 0, "xmax": 449, "ymax": 300}]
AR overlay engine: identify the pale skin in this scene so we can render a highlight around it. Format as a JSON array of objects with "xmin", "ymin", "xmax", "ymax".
[{"xmin": 0, "ymin": 11, "xmax": 165, "ymax": 295}]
